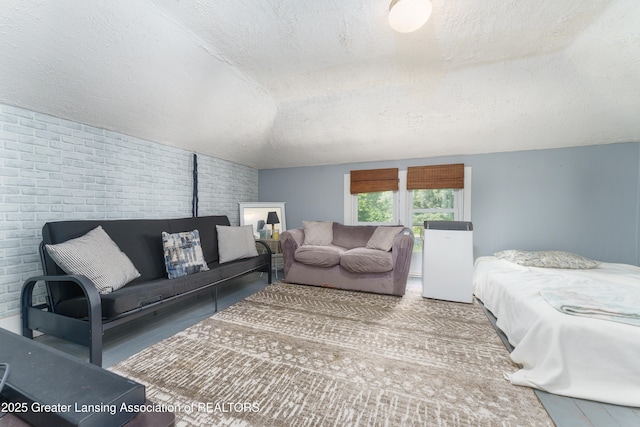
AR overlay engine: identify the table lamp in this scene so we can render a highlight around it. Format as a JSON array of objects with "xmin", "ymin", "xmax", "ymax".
[{"xmin": 266, "ymin": 211, "xmax": 280, "ymax": 239}]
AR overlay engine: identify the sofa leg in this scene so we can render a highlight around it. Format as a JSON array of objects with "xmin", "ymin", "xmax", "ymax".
[
  {"xmin": 21, "ymin": 278, "xmax": 38, "ymax": 340},
  {"xmin": 89, "ymin": 328, "xmax": 103, "ymax": 367}
]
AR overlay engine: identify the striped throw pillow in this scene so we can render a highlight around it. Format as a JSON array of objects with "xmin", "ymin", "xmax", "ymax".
[{"xmin": 45, "ymin": 226, "xmax": 141, "ymax": 294}]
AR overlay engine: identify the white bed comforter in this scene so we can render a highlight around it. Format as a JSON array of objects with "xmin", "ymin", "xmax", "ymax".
[{"xmin": 473, "ymin": 256, "xmax": 640, "ymax": 407}]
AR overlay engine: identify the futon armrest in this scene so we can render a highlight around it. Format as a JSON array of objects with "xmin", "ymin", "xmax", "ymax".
[
  {"xmin": 22, "ymin": 274, "xmax": 102, "ymax": 310},
  {"xmin": 255, "ymin": 239, "xmax": 273, "ymax": 256},
  {"xmin": 21, "ymin": 274, "xmax": 104, "ymax": 365}
]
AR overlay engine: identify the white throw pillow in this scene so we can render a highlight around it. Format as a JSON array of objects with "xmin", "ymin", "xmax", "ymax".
[
  {"xmin": 302, "ymin": 221, "xmax": 334, "ymax": 246},
  {"xmin": 45, "ymin": 226, "xmax": 141, "ymax": 294},
  {"xmin": 494, "ymin": 250, "xmax": 600, "ymax": 269},
  {"xmin": 217, "ymin": 225, "xmax": 259, "ymax": 263},
  {"xmin": 366, "ymin": 226, "xmax": 404, "ymax": 251}
]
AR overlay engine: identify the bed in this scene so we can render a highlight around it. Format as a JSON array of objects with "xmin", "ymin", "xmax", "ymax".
[{"xmin": 473, "ymin": 252, "xmax": 640, "ymax": 407}]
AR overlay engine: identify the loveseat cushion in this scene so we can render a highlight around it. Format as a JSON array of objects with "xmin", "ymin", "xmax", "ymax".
[
  {"xmin": 294, "ymin": 245, "xmax": 345, "ymax": 267},
  {"xmin": 340, "ymin": 247, "xmax": 394, "ymax": 274}
]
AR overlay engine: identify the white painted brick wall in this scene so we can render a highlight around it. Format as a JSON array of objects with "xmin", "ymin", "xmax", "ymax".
[{"xmin": 0, "ymin": 103, "xmax": 258, "ymax": 319}]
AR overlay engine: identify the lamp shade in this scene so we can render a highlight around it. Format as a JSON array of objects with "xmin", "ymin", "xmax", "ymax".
[
  {"xmin": 388, "ymin": 0, "xmax": 432, "ymax": 33},
  {"xmin": 266, "ymin": 211, "xmax": 280, "ymax": 225}
]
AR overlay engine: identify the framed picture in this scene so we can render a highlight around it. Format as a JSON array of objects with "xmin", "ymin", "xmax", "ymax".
[{"xmin": 239, "ymin": 202, "xmax": 286, "ymax": 239}]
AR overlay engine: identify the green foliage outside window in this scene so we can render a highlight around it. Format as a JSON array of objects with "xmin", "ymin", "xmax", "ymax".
[
  {"xmin": 411, "ymin": 189, "xmax": 456, "ymax": 253},
  {"xmin": 412, "ymin": 189, "xmax": 454, "ymax": 209},
  {"xmin": 357, "ymin": 191, "xmax": 393, "ymax": 223}
]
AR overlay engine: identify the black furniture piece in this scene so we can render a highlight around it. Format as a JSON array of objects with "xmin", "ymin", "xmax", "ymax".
[
  {"xmin": 0, "ymin": 328, "xmax": 147, "ymax": 427},
  {"xmin": 21, "ymin": 215, "xmax": 272, "ymax": 367}
]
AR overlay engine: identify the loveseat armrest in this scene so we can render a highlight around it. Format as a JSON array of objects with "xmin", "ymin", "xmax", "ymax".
[
  {"xmin": 280, "ymin": 228, "xmax": 304, "ymax": 276},
  {"xmin": 281, "ymin": 228, "xmax": 304, "ymax": 247},
  {"xmin": 391, "ymin": 228, "xmax": 415, "ymax": 256},
  {"xmin": 390, "ymin": 228, "xmax": 415, "ymax": 295},
  {"xmin": 21, "ymin": 274, "xmax": 104, "ymax": 366}
]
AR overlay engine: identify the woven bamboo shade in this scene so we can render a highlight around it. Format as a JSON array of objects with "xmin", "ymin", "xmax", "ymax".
[
  {"xmin": 407, "ymin": 163, "xmax": 464, "ymax": 190},
  {"xmin": 350, "ymin": 168, "xmax": 399, "ymax": 194}
]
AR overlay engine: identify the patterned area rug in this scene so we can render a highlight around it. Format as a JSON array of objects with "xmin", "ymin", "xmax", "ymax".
[{"xmin": 110, "ymin": 282, "xmax": 553, "ymax": 426}]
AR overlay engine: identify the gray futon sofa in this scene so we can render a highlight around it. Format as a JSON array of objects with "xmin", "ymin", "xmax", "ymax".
[{"xmin": 21, "ymin": 215, "xmax": 271, "ymax": 366}]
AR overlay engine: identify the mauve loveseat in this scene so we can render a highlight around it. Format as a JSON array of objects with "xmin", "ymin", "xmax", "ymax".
[
  {"xmin": 281, "ymin": 222, "xmax": 414, "ymax": 296},
  {"xmin": 21, "ymin": 215, "xmax": 271, "ymax": 366}
]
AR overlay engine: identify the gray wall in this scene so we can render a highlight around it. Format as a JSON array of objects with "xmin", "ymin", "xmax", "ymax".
[
  {"xmin": 259, "ymin": 142, "xmax": 640, "ymax": 266},
  {"xmin": 0, "ymin": 103, "xmax": 258, "ymax": 319}
]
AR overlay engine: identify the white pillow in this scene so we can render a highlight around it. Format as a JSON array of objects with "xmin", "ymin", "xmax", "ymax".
[
  {"xmin": 45, "ymin": 226, "xmax": 141, "ymax": 294},
  {"xmin": 366, "ymin": 226, "xmax": 404, "ymax": 251},
  {"xmin": 494, "ymin": 250, "xmax": 600, "ymax": 269},
  {"xmin": 302, "ymin": 221, "xmax": 333, "ymax": 246},
  {"xmin": 217, "ymin": 225, "xmax": 259, "ymax": 263}
]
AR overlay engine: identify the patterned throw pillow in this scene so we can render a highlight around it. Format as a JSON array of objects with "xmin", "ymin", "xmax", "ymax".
[
  {"xmin": 45, "ymin": 226, "xmax": 141, "ymax": 294},
  {"xmin": 494, "ymin": 250, "xmax": 600, "ymax": 269},
  {"xmin": 162, "ymin": 230, "xmax": 209, "ymax": 279}
]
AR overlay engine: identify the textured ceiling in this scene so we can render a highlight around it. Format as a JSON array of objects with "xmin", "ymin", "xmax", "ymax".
[{"xmin": 1, "ymin": 0, "xmax": 638, "ymax": 169}]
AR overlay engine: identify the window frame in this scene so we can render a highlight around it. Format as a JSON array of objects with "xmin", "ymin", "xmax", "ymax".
[{"xmin": 345, "ymin": 167, "xmax": 471, "ymax": 226}]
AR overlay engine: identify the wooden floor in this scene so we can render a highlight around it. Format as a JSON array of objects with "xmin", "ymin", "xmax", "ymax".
[{"xmin": 36, "ymin": 273, "xmax": 640, "ymax": 427}]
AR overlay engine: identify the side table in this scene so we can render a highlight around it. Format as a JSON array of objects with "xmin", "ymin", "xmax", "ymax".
[{"xmin": 261, "ymin": 239, "xmax": 283, "ymax": 279}]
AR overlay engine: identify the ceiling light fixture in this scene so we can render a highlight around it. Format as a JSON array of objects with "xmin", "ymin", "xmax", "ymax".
[{"xmin": 388, "ymin": 0, "xmax": 432, "ymax": 33}]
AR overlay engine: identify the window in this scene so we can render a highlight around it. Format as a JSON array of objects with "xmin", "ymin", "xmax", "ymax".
[
  {"xmin": 406, "ymin": 163, "xmax": 467, "ymax": 262},
  {"xmin": 410, "ymin": 188, "xmax": 462, "ymax": 237},
  {"xmin": 344, "ymin": 166, "xmax": 471, "ymax": 276},
  {"xmin": 352, "ymin": 191, "xmax": 399, "ymax": 225},
  {"xmin": 356, "ymin": 191, "xmax": 396, "ymax": 224},
  {"xmin": 347, "ymin": 168, "xmax": 399, "ymax": 225},
  {"xmin": 410, "ymin": 188, "xmax": 463, "ymax": 254}
]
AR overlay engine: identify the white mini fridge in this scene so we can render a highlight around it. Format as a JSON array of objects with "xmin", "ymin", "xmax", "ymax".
[{"xmin": 422, "ymin": 221, "xmax": 473, "ymax": 303}]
